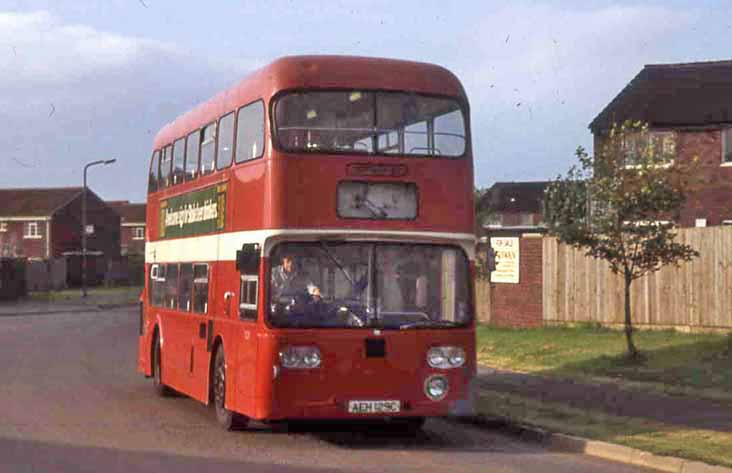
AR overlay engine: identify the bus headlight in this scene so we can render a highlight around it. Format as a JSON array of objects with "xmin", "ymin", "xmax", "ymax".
[
  {"xmin": 427, "ymin": 346, "xmax": 466, "ymax": 369},
  {"xmin": 279, "ymin": 346, "xmax": 322, "ymax": 369},
  {"xmin": 424, "ymin": 375, "xmax": 449, "ymax": 401}
]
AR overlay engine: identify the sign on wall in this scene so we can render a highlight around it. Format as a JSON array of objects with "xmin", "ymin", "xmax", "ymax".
[
  {"xmin": 159, "ymin": 183, "xmax": 227, "ymax": 239},
  {"xmin": 490, "ymin": 237, "xmax": 520, "ymax": 284}
]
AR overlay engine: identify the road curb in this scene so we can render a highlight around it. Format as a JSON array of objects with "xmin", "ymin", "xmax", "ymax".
[
  {"xmin": 464, "ymin": 415, "xmax": 731, "ymax": 473},
  {"xmin": 0, "ymin": 302, "xmax": 137, "ymax": 317}
]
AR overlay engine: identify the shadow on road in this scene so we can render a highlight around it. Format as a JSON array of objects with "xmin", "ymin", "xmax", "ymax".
[
  {"xmin": 0, "ymin": 435, "xmax": 344, "ymax": 473},
  {"xmin": 241, "ymin": 418, "xmax": 523, "ymax": 454}
]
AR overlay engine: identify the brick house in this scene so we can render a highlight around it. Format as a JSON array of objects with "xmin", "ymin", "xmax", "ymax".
[
  {"xmin": 479, "ymin": 181, "xmax": 549, "ymax": 231},
  {"xmin": 0, "ymin": 187, "xmax": 120, "ymax": 285},
  {"xmin": 475, "ymin": 182, "xmax": 549, "ymax": 328},
  {"xmin": 590, "ymin": 60, "xmax": 732, "ymax": 227},
  {"xmin": 107, "ymin": 201, "xmax": 146, "ymax": 256}
]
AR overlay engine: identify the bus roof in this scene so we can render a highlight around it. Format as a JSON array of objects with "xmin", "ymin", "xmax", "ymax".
[{"xmin": 152, "ymin": 55, "xmax": 467, "ymax": 149}]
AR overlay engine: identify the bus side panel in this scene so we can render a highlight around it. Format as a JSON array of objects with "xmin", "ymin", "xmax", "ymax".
[
  {"xmin": 137, "ymin": 272, "xmax": 152, "ymax": 376},
  {"xmin": 255, "ymin": 332, "xmax": 278, "ymax": 420},
  {"xmin": 158, "ymin": 309, "xmax": 193, "ymax": 395},
  {"xmin": 227, "ymin": 322, "xmax": 259, "ymax": 416}
]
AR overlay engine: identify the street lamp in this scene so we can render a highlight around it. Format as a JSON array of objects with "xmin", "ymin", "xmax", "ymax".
[{"xmin": 82, "ymin": 158, "xmax": 116, "ymax": 297}]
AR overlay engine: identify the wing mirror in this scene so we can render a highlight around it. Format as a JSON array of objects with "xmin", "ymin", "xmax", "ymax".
[{"xmin": 236, "ymin": 243, "xmax": 260, "ymax": 274}]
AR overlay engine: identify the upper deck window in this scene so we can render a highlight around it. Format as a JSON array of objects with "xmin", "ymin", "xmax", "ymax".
[
  {"xmin": 159, "ymin": 145, "xmax": 173, "ymax": 189},
  {"xmin": 148, "ymin": 150, "xmax": 160, "ymax": 193},
  {"xmin": 216, "ymin": 112, "xmax": 235, "ymax": 170},
  {"xmin": 235, "ymin": 101, "xmax": 265, "ymax": 163},
  {"xmin": 200, "ymin": 122, "xmax": 217, "ymax": 176},
  {"xmin": 172, "ymin": 137, "xmax": 186, "ymax": 185},
  {"xmin": 275, "ymin": 91, "xmax": 466, "ymax": 158},
  {"xmin": 185, "ymin": 130, "xmax": 201, "ymax": 181}
]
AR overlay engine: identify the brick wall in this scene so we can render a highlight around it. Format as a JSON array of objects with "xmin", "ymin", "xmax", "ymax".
[
  {"xmin": 121, "ymin": 225, "xmax": 145, "ymax": 256},
  {"xmin": 675, "ymin": 129, "xmax": 732, "ymax": 226},
  {"xmin": 594, "ymin": 128, "xmax": 732, "ymax": 227},
  {"xmin": 0, "ymin": 221, "xmax": 48, "ymax": 259},
  {"xmin": 489, "ymin": 233, "xmax": 543, "ymax": 328},
  {"xmin": 51, "ymin": 193, "xmax": 120, "ymax": 260}
]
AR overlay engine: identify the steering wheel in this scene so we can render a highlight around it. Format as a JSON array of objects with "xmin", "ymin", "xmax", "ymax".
[
  {"xmin": 334, "ymin": 306, "xmax": 366, "ymax": 327},
  {"xmin": 346, "ymin": 312, "xmax": 366, "ymax": 327}
]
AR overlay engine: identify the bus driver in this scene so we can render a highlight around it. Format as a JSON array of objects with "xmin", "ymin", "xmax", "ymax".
[{"xmin": 271, "ymin": 253, "xmax": 321, "ymax": 301}]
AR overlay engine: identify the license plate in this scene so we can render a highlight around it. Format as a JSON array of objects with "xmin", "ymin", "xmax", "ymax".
[{"xmin": 347, "ymin": 400, "xmax": 401, "ymax": 414}]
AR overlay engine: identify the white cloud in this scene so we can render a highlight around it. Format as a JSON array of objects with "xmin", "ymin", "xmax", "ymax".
[
  {"xmin": 0, "ymin": 10, "xmax": 177, "ymax": 85},
  {"xmin": 0, "ymin": 10, "xmax": 251, "ymax": 199},
  {"xmin": 464, "ymin": 4, "xmax": 692, "ymax": 104},
  {"xmin": 441, "ymin": 4, "xmax": 696, "ymax": 184}
]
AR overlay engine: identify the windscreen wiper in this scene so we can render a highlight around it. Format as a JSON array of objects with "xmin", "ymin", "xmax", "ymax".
[
  {"xmin": 318, "ymin": 241, "xmax": 355, "ymax": 286},
  {"xmin": 399, "ymin": 320, "xmax": 462, "ymax": 330},
  {"xmin": 358, "ymin": 196, "xmax": 388, "ymax": 218}
]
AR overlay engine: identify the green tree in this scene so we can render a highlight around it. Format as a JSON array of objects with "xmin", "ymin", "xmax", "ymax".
[
  {"xmin": 474, "ymin": 186, "xmax": 492, "ymax": 235},
  {"xmin": 474, "ymin": 186, "xmax": 495, "ymax": 280},
  {"xmin": 545, "ymin": 122, "xmax": 699, "ymax": 359}
]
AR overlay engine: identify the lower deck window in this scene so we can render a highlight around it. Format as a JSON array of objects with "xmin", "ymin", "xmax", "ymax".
[
  {"xmin": 239, "ymin": 275, "xmax": 258, "ymax": 320},
  {"xmin": 149, "ymin": 262, "xmax": 208, "ymax": 314},
  {"xmin": 193, "ymin": 264, "xmax": 209, "ymax": 314},
  {"xmin": 178, "ymin": 264, "xmax": 193, "ymax": 311}
]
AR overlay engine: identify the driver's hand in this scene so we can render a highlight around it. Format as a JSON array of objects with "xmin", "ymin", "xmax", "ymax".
[{"xmin": 307, "ymin": 284, "xmax": 322, "ymax": 300}]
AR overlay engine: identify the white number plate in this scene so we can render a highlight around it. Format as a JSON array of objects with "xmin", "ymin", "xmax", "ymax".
[{"xmin": 347, "ymin": 400, "xmax": 401, "ymax": 414}]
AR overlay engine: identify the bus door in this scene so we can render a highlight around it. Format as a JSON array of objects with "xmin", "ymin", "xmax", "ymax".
[
  {"xmin": 234, "ymin": 246, "xmax": 260, "ymax": 405},
  {"xmin": 183, "ymin": 262, "xmax": 213, "ymax": 402}
]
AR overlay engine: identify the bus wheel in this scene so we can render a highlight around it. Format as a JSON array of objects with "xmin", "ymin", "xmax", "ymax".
[
  {"xmin": 212, "ymin": 348, "xmax": 248, "ymax": 431},
  {"xmin": 152, "ymin": 334, "xmax": 174, "ymax": 397}
]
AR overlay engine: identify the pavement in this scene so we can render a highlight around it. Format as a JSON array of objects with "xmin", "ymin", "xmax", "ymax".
[
  {"xmin": 0, "ymin": 293, "xmax": 138, "ymax": 316},
  {"xmin": 476, "ymin": 367, "xmax": 732, "ymax": 433},
  {"xmin": 0, "ymin": 306, "xmax": 654, "ymax": 473}
]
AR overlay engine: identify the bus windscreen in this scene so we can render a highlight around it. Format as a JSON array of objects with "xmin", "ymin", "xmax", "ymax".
[
  {"xmin": 268, "ymin": 242, "xmax": 472, "ymax": 329},
  {"xmin": 274, "ymin": 91, "xmax": 466, "ymax": 157}
]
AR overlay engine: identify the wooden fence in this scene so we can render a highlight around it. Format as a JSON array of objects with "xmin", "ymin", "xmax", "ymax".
[
  {"xmin": 543, "ymin": 227, "xmax": 732, "ymax": 330},
  {"xmin": 475, "ymin": 277, "xmax": 491, "ymax": 323}
]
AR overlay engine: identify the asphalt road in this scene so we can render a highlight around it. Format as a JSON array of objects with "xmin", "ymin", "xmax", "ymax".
[{"xmin": 0, "ymin": 308, "xmax": 654, "ymax": 473}]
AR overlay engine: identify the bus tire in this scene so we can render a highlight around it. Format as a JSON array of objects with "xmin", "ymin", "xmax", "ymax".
[
  {"xmin": 212, "ymin": 347, "xmax": 248, "ymax": 431},
  {"xmin": 152, "ymin": 333, "xmax": 174, "ymax": 397}
]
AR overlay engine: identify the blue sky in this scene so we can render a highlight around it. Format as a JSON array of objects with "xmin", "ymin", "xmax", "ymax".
[{"xmin": 1, "ymin": 1, "xmax": 731, "ymax": 202}]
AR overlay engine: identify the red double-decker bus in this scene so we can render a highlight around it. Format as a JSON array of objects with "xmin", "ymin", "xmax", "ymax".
[{"xmin": 137, "ymin": 55, "xmax": 477, "ymax": 431}]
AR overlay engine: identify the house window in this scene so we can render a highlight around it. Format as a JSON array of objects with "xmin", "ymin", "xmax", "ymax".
[
  {"xmin": 485, "ymin": 214, "xmax": 503, "ymax": 227},
  {"xmin": 24, "ymin": 222, "xmax": 41, "ymax": 239},
  {"xmin": 0, "ymin": 222, "xmax": 7, "ymax": 232},
  {"xmin": 623, "ymin": 131, "xmax": 675, "ymax": 167},
  {"xmin": 519, "ymin": 213, "xmax": 535, "ymax": 226},
  {"xmin": 133, "ymin": 227, "xmax": 145, "ymax": 240},
  {"xmin": 722, "ymin": 128, "xmax": 732, "ymax": 164}
]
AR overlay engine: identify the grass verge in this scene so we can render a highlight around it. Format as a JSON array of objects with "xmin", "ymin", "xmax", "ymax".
[
  {"xmin": 27, "ymin": 286, "xmax": 142, "ymax": 305},
  {"xmin": 476, "ymin": 390, "xmax": 732, "ymax": 468},
  {"xmin": 476, "ymin": 324, "xmax": 732, "ymax": 402}
]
